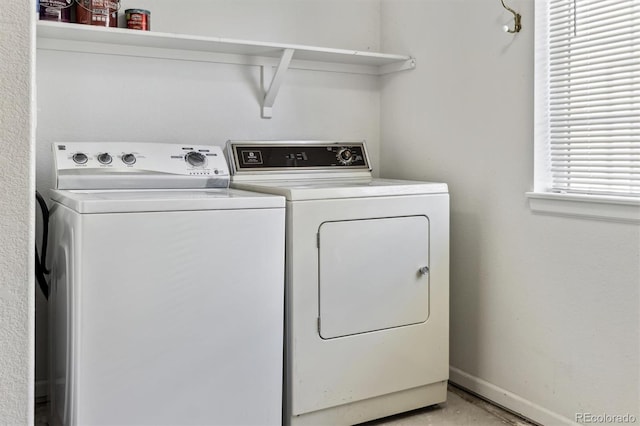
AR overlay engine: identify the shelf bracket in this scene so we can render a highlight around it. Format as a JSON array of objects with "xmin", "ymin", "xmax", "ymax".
[{"xmin": 261, "ymin": 48, "xmax": 294, "ymax": 119}]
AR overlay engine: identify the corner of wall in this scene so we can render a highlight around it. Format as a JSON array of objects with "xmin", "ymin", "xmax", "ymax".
[
  {"xmin": 450, "ymin": 367, "xmax": 579, "ymax": 426},
  {"xmin": 0, "ymin": 0, "xmax": 36, "ymax": 423}
]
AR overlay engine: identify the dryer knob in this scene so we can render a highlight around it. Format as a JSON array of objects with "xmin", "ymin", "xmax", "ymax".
[
  {"xmin": 186, "ymin": 151, "xmax": 207, "ymax": 167},
  {"xmin": 337, "ymin": 148, "xmax": 355, "ymax": 165}
]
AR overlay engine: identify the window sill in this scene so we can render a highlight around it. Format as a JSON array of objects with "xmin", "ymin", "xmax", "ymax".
[{"xmin": 526, "ymin": 192, "xmax": 640, "ymax": 224}]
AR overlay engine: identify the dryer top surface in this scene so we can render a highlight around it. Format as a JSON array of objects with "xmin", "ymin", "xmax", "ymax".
[{"xmin": 231, "ymin": 178, "xmax": 448, "ymax": 201}]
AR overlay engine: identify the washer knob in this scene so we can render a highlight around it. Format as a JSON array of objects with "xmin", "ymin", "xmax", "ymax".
[
  {"xmin": 122, "ymin": 153, "xmax": 136, "ymax": 165},
  {"xmin": 185, "ymin": 151, "xmax": 206, "ymax": 167},
  {"xmin": 97, "ymin": 153, "xmax": 112, "ymax": 165},
  {"xmin": 337, "ymin": 148, "xmax": 354, "ymax": 165},
  {"xmin": 72, "ymin": 152, "xmax": 88, "ymax": 164}
]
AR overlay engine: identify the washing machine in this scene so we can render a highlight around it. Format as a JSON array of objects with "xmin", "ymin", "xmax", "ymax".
[
  {"xmin": 48, "ymin": 142, "xmax": 285, "ymax": 426},
  {"xmin": 226, "ymin": 140, "xmax": 450, "ymax": 426}
]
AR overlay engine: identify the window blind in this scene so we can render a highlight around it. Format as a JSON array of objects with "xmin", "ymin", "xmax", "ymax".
[{"xmin": 547, "ymin": 0, "xmax": 640, "ymax": 197}]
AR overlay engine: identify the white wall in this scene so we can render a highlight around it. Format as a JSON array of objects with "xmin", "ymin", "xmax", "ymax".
[
  {"xmin": 35, "ymin": 0, "xmax": 382, "ymax": 393},
  {"xmin": 0, "ymin": 0, "xmax": 35, "ymax": 423},
  {"xmin": 380, "ymin": 1, "xmax": 640, "ymax": 425}
]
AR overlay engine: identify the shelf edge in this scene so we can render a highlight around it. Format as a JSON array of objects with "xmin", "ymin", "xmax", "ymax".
[{"xmin": 36, "ymin": 21, "xmax": 414, "ymax": 74}]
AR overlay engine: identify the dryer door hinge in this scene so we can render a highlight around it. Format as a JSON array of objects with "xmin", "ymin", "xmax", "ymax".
[
  {"xmin": 316, "ymin": 233, "xmax": 320, "ymax": 248},
  {"xmin": 317, "ymin": 317, "xmax": 321, "ymax": 334}
]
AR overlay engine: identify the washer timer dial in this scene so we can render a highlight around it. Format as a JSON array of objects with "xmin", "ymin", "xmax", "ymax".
[
  {"xmin": 185, "ymin": 151, "xmax": 207, "ymax": 167},
  {"xmin": 336, "ymin": 148, "xmax": 355, "ymax": 165}
]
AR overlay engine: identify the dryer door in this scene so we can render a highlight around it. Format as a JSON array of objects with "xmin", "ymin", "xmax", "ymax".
[{"xmin": 318, "ymin": 215, "xmax": 430, "ymax": 339}]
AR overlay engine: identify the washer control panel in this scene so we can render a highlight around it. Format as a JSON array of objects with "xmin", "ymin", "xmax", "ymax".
[
  {"xmin": 227, "ymin": 141, "xmax": 370, "ymax": 173},
  {"xmin": 53, "ymin": 142, "xmax": 230, "ymax": 190}
]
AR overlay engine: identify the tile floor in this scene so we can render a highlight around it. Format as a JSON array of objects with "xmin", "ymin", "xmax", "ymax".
[{"xmin": 35, "ymin": 384, "xmax": 536, "ymax": 425}]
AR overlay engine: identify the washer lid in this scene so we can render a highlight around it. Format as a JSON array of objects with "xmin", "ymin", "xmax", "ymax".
[
  {"xmin": 50, "ymin": 189, "xmax": 285, "ymax": 214},
  {"xmin": 231, "ymin": 178, "xmax": 449, "ymax": 201}
]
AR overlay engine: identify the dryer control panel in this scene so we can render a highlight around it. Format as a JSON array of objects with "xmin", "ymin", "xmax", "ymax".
[
  {"xmin": 227, "ymin": 141, "xmax": 371, "ymax": 174},
  {"xmin": 53, "ymin": 142, "xmax": 230, "ymax": 190}
]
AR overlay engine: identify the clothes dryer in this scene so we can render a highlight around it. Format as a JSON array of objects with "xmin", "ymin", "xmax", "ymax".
[
  {"xmin": 227, "ymin": 140, "xmax": 449, "ymax": 426},
  {"xmin": 48, "ymin": 142, "xmax": 285, "ymax": 426}
]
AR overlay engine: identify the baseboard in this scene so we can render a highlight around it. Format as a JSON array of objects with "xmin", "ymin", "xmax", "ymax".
[
  {"xmin": 449, "ymin": 367, "xmax": 579, "ymax": 426},
  {"xmin": 35, "ymin": 379, "xmax": 48, "ymax": 401}
]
